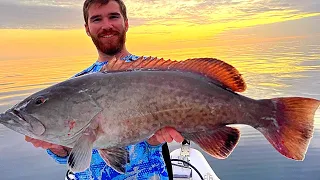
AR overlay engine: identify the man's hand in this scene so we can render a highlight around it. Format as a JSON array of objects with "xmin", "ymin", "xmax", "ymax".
[
  {"xmin": 147, "ymin": 127, "xmax": 184, "ymax": 146},
  {"xmin": 25, "ymin": 136, "xmax": 71, "ymax": 157}
]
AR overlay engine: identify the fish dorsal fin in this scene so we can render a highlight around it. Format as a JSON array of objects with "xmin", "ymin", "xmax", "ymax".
[{"xmin": 102, "ymin": 56, "xmax": 246, "ymax": 92}]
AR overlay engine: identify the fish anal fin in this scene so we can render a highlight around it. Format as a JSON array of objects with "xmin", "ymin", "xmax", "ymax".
[
  {"xmin": 182, "ymin": 126, "xmax": 240, "ymax": 159},
  {"xmin": 98, "ymin": 147, "xmax": 129, "ymax": 174}
]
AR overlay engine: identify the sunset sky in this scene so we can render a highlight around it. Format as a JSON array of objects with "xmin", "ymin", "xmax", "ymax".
[
  {"xmin": 0, "ymin": 1, "xmax": 319, "ymax": 130},
  {"xmin": 0, "ymin": 0, "xmax": 319, "ymax": 60}
]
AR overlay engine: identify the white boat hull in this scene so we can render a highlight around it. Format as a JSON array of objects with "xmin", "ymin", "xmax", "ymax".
[{"xmin": 170, "ymin": 148, "xmax": 220, "ymax": 180}]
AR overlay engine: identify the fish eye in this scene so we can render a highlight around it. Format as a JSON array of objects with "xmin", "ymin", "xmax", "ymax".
[{"xmin": 35, "ymin": 96, "xmax": 46, "ymax": 105}]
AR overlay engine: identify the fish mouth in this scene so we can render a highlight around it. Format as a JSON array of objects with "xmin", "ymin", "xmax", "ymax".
[
  {"xmin": 1, "ymin": 109, "xmax": 29, "ymax": 129},
  {"xmin": 0, "ymin": 110, "xmax": 42, "ymax": 137},
  {"xmin": 12, "ymin": 109, "xmax": 25, "ymax": 122},
  {"xmin": 0, "ymin": 110, "xmax": 27, "ymax": 134}
]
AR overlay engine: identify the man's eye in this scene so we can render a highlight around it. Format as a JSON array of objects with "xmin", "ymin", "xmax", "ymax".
[
  {"xmin": 93, "ymin": 18, "xmax": 101, "ymax": 22},
  {"xmin": 110, "ymin": 16, "xmax": 119, "ymax": 19}
]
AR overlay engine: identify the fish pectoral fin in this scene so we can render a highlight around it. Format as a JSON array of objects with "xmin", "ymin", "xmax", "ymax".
[
  {"xmin": 98, "ymin": 147, "xmax": 129, "ymax": 174},
  {"xmin": 67, "ymin": 129, "xmax": 96, "ymax": 173},
  {"xmin": 182, "ymin": 126, "xmax": 240, "ymax": 159}
]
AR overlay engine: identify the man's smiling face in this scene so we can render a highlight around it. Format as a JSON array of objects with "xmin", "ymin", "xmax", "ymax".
[{"xmin": 85, "ymin": 0, "xmax": 128, "ymax": 56}]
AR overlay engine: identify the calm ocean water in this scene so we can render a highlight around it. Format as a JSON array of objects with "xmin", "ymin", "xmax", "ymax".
[{"xmin": 0, "ymin": 36, "xmax": 319, "ymax": 180}]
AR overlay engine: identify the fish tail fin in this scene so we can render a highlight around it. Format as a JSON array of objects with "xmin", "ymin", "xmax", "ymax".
[{"xmin": 258, "ymin": 97, "xmax": 319, "ymax": 160}]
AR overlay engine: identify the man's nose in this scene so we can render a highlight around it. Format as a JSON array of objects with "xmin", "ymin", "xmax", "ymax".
[{"xmin": 101, "ymin": 19, "xmax": 113, "ymax": 30}]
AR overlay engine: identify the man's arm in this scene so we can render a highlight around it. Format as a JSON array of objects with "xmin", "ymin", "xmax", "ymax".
[{"xmin": 25, "ymin": 127, "xmax": 183, "ymax": 157}]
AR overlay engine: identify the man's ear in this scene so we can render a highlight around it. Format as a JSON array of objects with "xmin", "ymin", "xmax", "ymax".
[
  {"xmin": 125, "ymin": 20, "xmax": 129, "ymax": 32},
  {"xmin": 85, "ymin": 24, "xmax": 91, "ymax": 36}
]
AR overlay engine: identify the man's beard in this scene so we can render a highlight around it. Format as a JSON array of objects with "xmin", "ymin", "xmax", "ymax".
[{"xmin": 91, "ymin": 30, "xmax": 126, "ymax": 56}]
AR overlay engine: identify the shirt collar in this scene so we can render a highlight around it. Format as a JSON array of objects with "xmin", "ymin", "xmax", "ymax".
[{"xmin": 94, "ymin": 54, "xmax": 134, "ymax": 66}]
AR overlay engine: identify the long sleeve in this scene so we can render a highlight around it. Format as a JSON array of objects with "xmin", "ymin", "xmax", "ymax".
[{"xmin": 46, "ymin": 149, "xmax": 68, "ymax": 164}]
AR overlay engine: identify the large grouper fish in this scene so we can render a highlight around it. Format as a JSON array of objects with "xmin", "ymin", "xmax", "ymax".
[{"xmin": 0, "ymin": 57, "xmax": 319, "ymax": 173}]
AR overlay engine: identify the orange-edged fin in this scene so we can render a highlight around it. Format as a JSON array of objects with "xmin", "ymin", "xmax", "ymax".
[
  {"xmin": 101, "ymin": 57, "xmax": 246, "ymax": 92},
  {"xmin": 182, "ymin": 126, "xmax": 240, "ymax": 159},
  {"xmin": 257, "ymin": 97, "xmax": 320, "ymax": 160}
]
